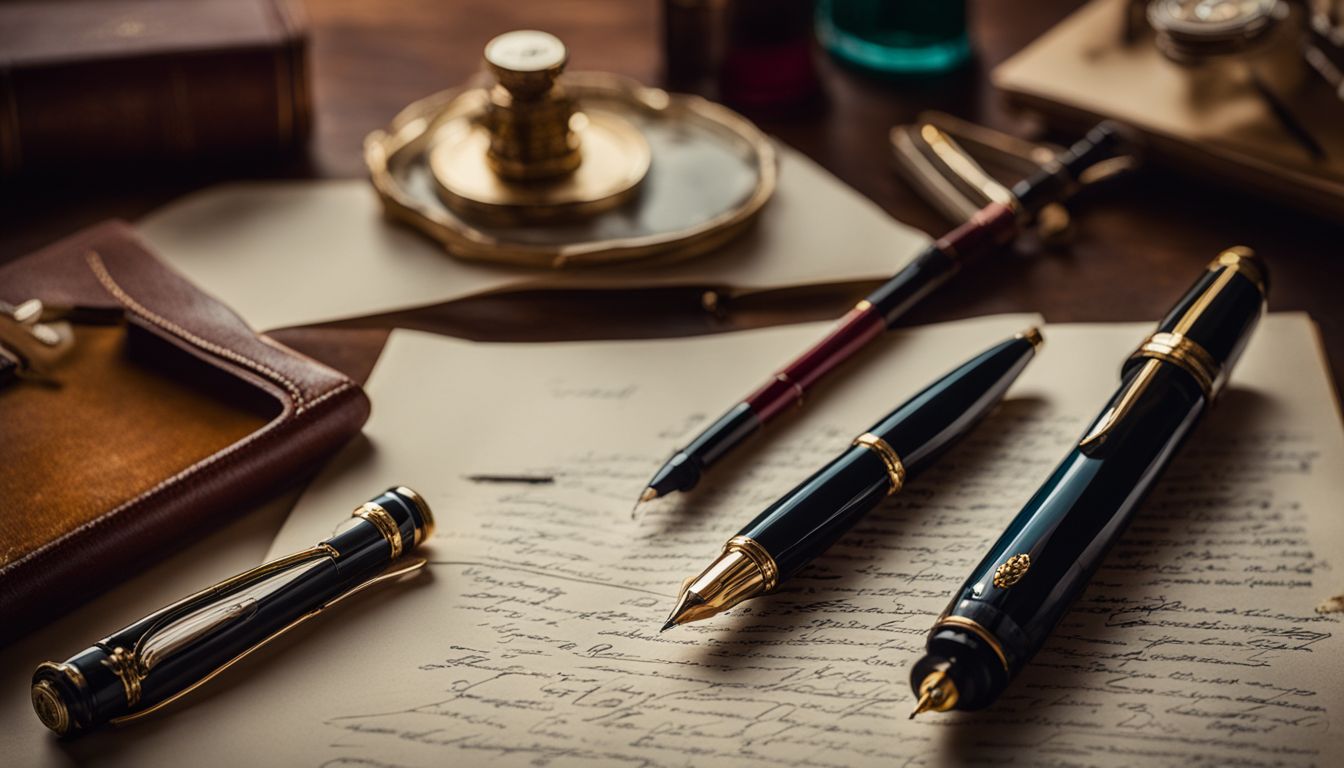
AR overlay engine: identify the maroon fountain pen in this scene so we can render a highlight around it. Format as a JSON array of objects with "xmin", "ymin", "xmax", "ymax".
[{"xmin": 634, "ymin": 122, "xmax": 1125, "ymax": 511}]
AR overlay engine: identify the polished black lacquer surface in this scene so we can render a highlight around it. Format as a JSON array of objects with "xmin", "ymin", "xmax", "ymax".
[
  {"xmin": 911, "ymin": 251, "xmax": 1268, "ymax": 714},
  {"xmin": 31, "ymin": 488, "xmax": 433, "ymax": 736},
  {"xmin": 742, "ymin": 332, "xmax": 1040, "ymax": 580}
]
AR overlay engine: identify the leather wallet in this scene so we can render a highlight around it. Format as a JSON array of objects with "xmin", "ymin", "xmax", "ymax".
[{"xmin": 0, "ymin": 221, "xmax": 370, "ymax": 642}]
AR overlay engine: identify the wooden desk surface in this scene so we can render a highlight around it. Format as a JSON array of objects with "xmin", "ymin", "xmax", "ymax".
[{"xmin": 2, "ymin": 0, "xmax": 1340, "ymax": 396}]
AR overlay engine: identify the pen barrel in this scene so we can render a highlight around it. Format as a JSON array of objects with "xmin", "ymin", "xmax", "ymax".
[
  {"xmin": 740, "ymin": 332, "xmax": 1039, "ymax": 581},
  {"xmin": 871, "ymin": 332, "xmax": 1038, "ymax": 474},
  {"xmin": 919, "ymin": 250, "xmax": 1267, "ymax": 710},
  {"xmin": 926, "ymin": 363, "xmax": 1207, "ymax": 709},
  {"xmin": 31, "ymin": 488, "xmax": 433, "ymax": 736}
]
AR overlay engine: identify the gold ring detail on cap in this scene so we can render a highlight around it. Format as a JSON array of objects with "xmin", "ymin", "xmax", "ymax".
[
  {"xmin": 853, "ymin": 432, "xmax": 907, "ymax": 495},
  {"xmin": 394, "ymin": 486, "xmax": 436, "ymax": 546},
  {"xmin": 724, "ymin": 535, "xmax": 780, "ymax": 592},
  {"xmin": 1131, "ymin": 331, "xmax": 1218, "ymax": 399},
  {"xmin": 354, "ymin": 503, "xmax": 403, "ymax": 559},
  {"xmin": 934, "ymin": 615, "xmax": 1009, "ymax": 671}
]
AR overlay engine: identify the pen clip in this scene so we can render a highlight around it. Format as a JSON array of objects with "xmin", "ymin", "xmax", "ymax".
[
  {"xmin": 1078, "ymin": 358, "xmax": 1164, "ymax": 454},
  {"xmin": 106, "ymin": 548, "xmax": 427, "ymax": 726}
]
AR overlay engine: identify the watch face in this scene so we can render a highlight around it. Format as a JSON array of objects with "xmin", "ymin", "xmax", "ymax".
[
  {"xmin": 1157, "ymin": 0, "xmax": 1272, "ymax": 27},
  {"xmin": 1148, "ymin": 0, "xmax": 1284, "ymax": 59}
]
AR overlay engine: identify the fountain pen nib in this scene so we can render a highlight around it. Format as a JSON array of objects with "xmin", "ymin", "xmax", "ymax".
[
  {"xmin": 631, "ymin": 487, "xmax": 658, "ymax": 519},
  {"xmin": 661, "ymin": 591, "xmax": 705, "ymax": 631},
  {"xmin": 909, "ymin": 690, "xmax": 935, "ymax": 719}
]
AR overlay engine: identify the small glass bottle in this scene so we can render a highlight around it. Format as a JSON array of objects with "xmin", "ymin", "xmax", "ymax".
[{"xmin": 816, "ymin": 0, "xmax": 970, "ymax": 75}]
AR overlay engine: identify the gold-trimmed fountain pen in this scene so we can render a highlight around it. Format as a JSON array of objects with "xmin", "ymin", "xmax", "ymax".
[
  {"xmin": 908, "ymin": 248, "xmax": 1268, "ymax": 718},
  {"xmin": 31, "ymin": 488, "xmax": 434, "ymax": 737},
  {"xmin": 662, "ymin": 329, "xmax": 1043, "ymax": 631}
]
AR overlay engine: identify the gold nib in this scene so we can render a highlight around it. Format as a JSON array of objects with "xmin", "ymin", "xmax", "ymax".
[
  {"xmin": 661, "ymin": 591, "xmax": 705, "ymax": 631},
  {"xmin": 660, "ymin": 537, "xmax": 777, "ymax": 629},
  {"xmin": 909, "ymin": 668, "xmax": 959, "ymax": 719},
  {"xmin": 631, "ymin": 487, "xmax": 658, "ymax": 518}
]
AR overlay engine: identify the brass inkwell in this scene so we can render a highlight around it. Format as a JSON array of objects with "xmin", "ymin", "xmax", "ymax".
[{"xmin": 366, "ymin": 30, "xmax": 776, "ymax": 268}]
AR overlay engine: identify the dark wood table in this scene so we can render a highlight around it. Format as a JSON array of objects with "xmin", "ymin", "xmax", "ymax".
[{"xmin": 3, "ymin": 0, "xmax": 1340, "ymax": 394}]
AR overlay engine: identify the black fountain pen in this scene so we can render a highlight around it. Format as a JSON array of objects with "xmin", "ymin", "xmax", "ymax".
[
  {"xmin": 31, "ymin": 487, "xmax": 434, "ymax": 737},
  {"xmin": 634, "ymin": 123, "xmax": 1126, "ymax": 512},
  {"xmin": 909, "ymin": 248, "xmax": 1268, "ymax": 718},
  {"xmin": 663, "ymin": 328, "xmax": 1043, "ymax": 630}
]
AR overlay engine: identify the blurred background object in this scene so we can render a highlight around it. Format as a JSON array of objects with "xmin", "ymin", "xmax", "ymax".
[
  {"xmin": 996, "ymin": 0, "xmax": 1344, "ymax": 221},
  {"xmin": 719, "ymin": 0, "xmax": 821, "ymax": 110},
  {"xmin": 816, "ymin": 0, "xmax": 971, "ymax": 74},
  {"xmin": 0, "ymin": 0, "xmax": 310, "ymax": 179},
  {"xmin": 662, "ymin": 0, "xmax": 729, "ymax": 93}
]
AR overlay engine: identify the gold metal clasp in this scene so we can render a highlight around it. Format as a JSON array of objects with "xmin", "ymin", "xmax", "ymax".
[
  {"xmin": 0, "ymin": 299, "xmax": 75, "ymax": 382},
  {"xmin": 107, "ymin": 547, "xmax": 427, "ymax": 726}
]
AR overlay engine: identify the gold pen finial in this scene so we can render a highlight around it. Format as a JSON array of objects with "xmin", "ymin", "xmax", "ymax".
[
  {"xmin": 1015, "ymin": 326, "xmax": 1044, "ymax": 352},
  {"xmin": 909, "ymin": 668, "xmax": 959, "ymax": 719}
]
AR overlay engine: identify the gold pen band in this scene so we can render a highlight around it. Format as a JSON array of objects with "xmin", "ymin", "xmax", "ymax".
[
  {"xmin": 354, "ymin": 502, "xmax": 403, "ymax": 559},
  {"xmin": 934, "ymin": 615, "xmax": 1009, "ymax": 672},
  {"xmin": 853, "ymin": 432, "xmax": 906, "ymax": 495},
  {"xmin": 1130, "ymin": 331, "xmax": 1218, "ymax": 400},
  {"xmin": 724, "ymin": 535, "xmax": 780, "ymax": 592}
]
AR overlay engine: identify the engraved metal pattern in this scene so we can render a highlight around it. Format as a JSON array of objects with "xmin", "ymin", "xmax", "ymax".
[
  {"xmin": 853, "ymin": 432, "xmax": 907, "ymax": 495},
  {"xmin": 31, "ymin": 680, "xmax": 69, "ymax": 735},
  {"xmin": 725, "ymin": 535, "xmax": 780, "ymax": 592},
  {"xmin": 992, "ymin": 553, "xmax": 1032, "ymax": 589},
  {"xmin": 354, "ymin": 502, "xmax": 403, "ymax": 560},
  {"xmin": 101, "ymin": 647, "xmax": 142, "ymax": 707}
]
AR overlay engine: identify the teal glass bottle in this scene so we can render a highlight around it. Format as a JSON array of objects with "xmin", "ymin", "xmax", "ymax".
[{"xmin": 816, "ymin": 0, "xmax": 970, "ymax": 75}]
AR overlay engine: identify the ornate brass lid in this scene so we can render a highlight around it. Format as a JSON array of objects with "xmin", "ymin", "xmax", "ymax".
[{"xmin": 365, "ymin": 31, "xmax": 776, "ymax": 269}]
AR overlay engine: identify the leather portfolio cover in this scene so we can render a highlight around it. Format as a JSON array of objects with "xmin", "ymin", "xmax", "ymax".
[
  {"xmin": 0, "ymin": 222, "xmax": 370, "ymax": 642},
  {"xmin": 0, "ymin": 0, "xmax": 310, "ymax": 176}
]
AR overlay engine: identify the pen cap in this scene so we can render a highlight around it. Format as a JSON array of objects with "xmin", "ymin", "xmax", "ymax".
[
  {"xmin": 1124, "ymin": 247, "xmax": 1268, "ymax": 398},
  {"xmin": 365, "ymin": 486, "xmax": 437, "ymax": 554}
]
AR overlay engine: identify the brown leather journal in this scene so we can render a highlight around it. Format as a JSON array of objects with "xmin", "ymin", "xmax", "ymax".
[
  {"xmin": 0, "ymin": 0, "xmax": 310, "ymax": 176},
  {"xmin": 0, "ymin": 222, "xmax": 370, "ymax": 642}
]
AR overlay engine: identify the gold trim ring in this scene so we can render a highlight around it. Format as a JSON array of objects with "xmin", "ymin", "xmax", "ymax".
[
  {"xmin": 1131, "ymin": 331, "xmax": 1218, "ymax": 399},
  {"xmin": 725, "ymin": 535, "xmax": 780, "ymax": 592},
  {"xmin": 934, "ymin": 616, "xmax": 1009, "ymax": 671},
  {"xmin": 853, "ymin": 433, "xmax": 907, "ymax": 495},
  {"xmin": 354, "ymin": 503, "xmax": 403, "ymax": 560},
  {"xmin": 394, "ymin": 486, "xmax": 436, "ymax": 546}
]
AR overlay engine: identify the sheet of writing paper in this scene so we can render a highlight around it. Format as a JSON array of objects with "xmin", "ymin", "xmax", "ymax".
[
  {"xmin": 42, "ymin": 314, "xmax": 1344, "ymax": 767},
  {"xmin": 136, "ymin": 145, "xmax": 930, "ymax": 331}
]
